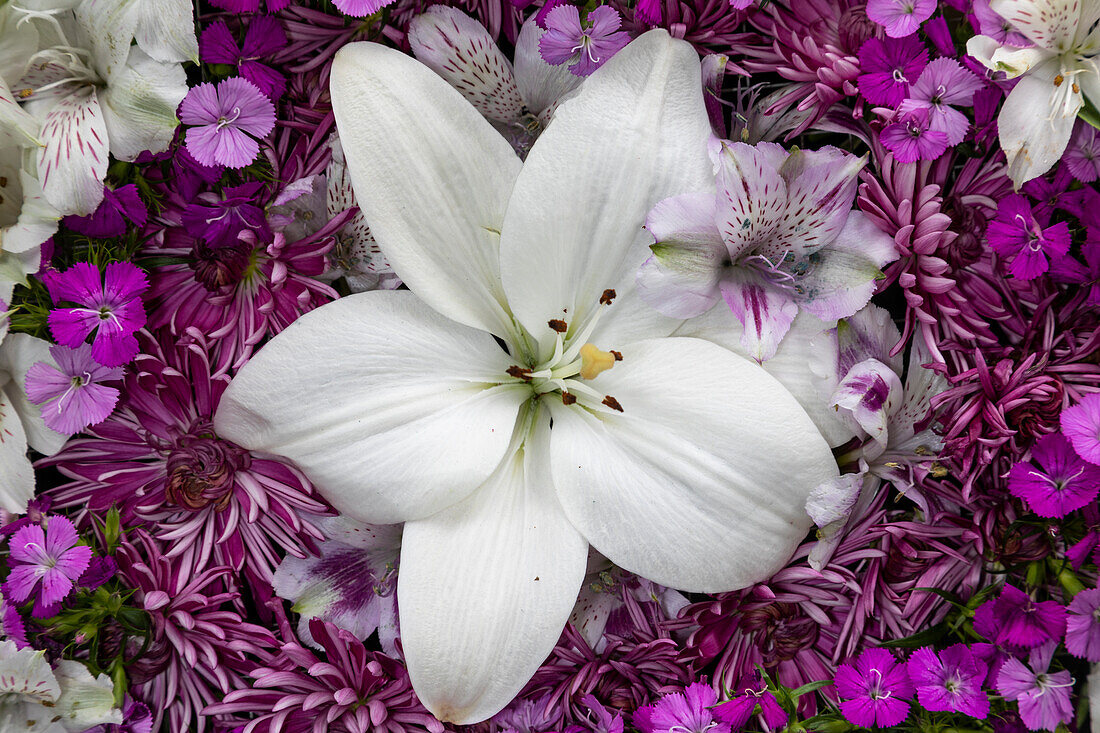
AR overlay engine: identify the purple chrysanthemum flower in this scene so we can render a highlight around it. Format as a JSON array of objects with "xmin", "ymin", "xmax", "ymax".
[
  {"xmin": 634, "ymin": 682, "xmax": 731, "ymax": 733},
  {"xmin": 117, "ymin": 531, "xmax": 278, "ymax": 733},
  {"xmin": 62, "ymin": 184, "xmax": 148, "ymax": 239},
  {"xmin": 865, "ymin": 0, "xmax": 935, "ymax": 37},
  {"xmin": 973, "ymin": 585, "xmax": 1067, "ymax": 650},
  {"xmin": 24, "ymin": 344, "xmax": 123, "ymax": 435},
  {"xmin": 205, "ymin": 618, "xmax": 445, "ymax": 733},
  {"xmin": 907, "ymin": 645, "xmax": 989, "ymax": 718},
  {"xmin": 180, "ymin": 78, "xmax": 276, "ymax": 169},
  {"xmin": 1061, "ymin": 393, "xmax": 1100, "ymax": 465},
  {"xmin": 857, "ymin": 36, "xmax": 928, "ymax": 107},
  {"xmin": 880, "ymin": 105, "xmax": 949, "ymax": 164},
  {"xmin": 1064, "ymin": 121, "xmax": 1100, "ymax": 182},
  {"xmin": 986, "ymin": 194, "xmax": 1071, "ymax": 280},
  {"xmin": 834, "ymin": 648, "xmax": 914, "ymax": 728},
  {"xmin": 44, "ymin": 262, "xmax": 149, "ymax": 367},
  {"xmin": 200, "ymin": 17, "xmax": 288, "ymax": 99},
  {"xmin": 712, "ymin": 671, "xmax": 788, "ymax": 730},
  {"xmin": 540, "ymin": 5, "xmax": 630, "ymax": 77},
  {"xmin": 996, "ymin": 643, "xmax": 1074, "ymax": 732},
  {"xmin": 1008, "ymin": 432, "xmax": 1100, "ymax": 518},
  {"xmin": 43, "ymin": 332, "xmax": 330, "ymax": 585},
  {"xmin": 1065, "ymin": 588, "xmax": 1100, "ymax": 662},
  {"xmin": 3, "ymin": 515, "xmax": 91, "ymax": 616},
  {"xmin": 897, "ymin": 58, "xmax": 983, "ymax": 147}
]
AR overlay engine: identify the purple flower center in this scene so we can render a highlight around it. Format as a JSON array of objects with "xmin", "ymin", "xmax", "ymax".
[{"xmin": 165, "ymin": 433, "xmax": 251, "ymax": 511}]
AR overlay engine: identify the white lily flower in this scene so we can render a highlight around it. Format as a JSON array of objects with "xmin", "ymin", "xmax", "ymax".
[
  {"xmin": 8, "ymin": 2, "xmax": 187, "ymax": 216},
  {"xmin": 0, "ymin": 641, "xmax": 122, "ymax": 733},
  {"xmin": 967, "ymin": 0, "xmax": 1100, "ymax": 186},
  {"xmin": 214, "ymin": 31, "xmax": 838, "ymax": 723}
]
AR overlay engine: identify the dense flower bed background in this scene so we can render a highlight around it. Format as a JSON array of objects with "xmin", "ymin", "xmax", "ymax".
[{"xmin": 0, "ymin": 0, "xmax": 1099, "ymax": 731}]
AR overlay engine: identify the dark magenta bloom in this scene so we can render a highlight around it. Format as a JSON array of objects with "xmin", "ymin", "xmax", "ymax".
[
  {"xmin": 180, "ymin": 181, "xmax": 271, "ymax": 248},
  {"xmin": 45, "ymin": 262, "xmax": 149, "ymax": 367},
  {"xmin": 712, "ymin": 671, "xmax": 788, "ymax": 730},
  {"xmin": 880, "ymin": 105, "xmax": 949, "ymax": 163},
  {"xmin": 634, "ymin": 682, "xmax": 731, "ymax": 733},
  {"xmin": 834, "ymin": 648, "xmax": 914, "ymax": 728},
  {"xmin": 62, "ymin": 184, "xmax": 148, "ymax": 239},
  {"xmin": 907, "ymin": 645, "xmax": 990, "ymax": 718},
  {"xmin": 857, "ymin": 36, "xmax": 928, "ymax": 106},
  {"xmin": 986, "ymin": 194, "xmax": 1071, "ymax": 280},
  {"xmin": 1008, "ymin": 432, "xmax": 1100, "ymax": 518},
  {"xmin": 973, "ymin": 585, "xmax": 1067, "ymax": 650},
  {"xmin": 200, "ymin": 17, "xmax": 288, "ymax": 99}
]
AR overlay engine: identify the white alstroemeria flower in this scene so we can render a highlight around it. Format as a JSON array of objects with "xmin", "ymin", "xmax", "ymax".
[
  {"xmin": 967, "ymin": 0, "xmax": 1100, "ymax": 186},
  {"xmin": 214, "ymin": 31, "xmax": 838, "ymax": 723},
  {"xmin": 0, "ymin": 282, "xmax": 67, "ymax": 512},
  {"xmin": 0, "ymin": 641, "xmax": 122, "ymax": 733},
  {"xmin": 409, "ymin": 5, "xmax": 581, "ymax": 155},
  {"xmin": 7, "ymin": 2, "xmax": 188, "ymax": 216},
  {"xmin": 0, "ymin": 148, "xmax": 60, "ymax": 285}
]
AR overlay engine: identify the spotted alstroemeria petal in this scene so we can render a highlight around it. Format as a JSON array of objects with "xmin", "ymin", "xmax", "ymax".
[
  {"xmin": 409, "ymin": 6, "xmax": 526, "ymax": 125},
  {"xmin": 513, "ymin": 16, "xmax": 582, "ymax": 124},
  {"xmin": 832, "ymin": 357, "xmax": 904, "ymax": 447},
  {"xmin": 714, "ymin": 141, "xmax": 788, "ymax": 261},
  {"xmin": 0, "ymin": 641, "xmax": 60, "ymax": 704},
  {"xmin": 719, "ymin": 269, "xmax": 799, "ymax": 362},
  {"xmin": 36, "ymin": 89, "xmax": 109, "ymax": 217},
  {"xmin": 768, "ymin": 147, "xmax": 865, "ymax": 259}
]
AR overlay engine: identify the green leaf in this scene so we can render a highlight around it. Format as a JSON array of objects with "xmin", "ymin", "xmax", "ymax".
[
  {"xmin": 878, "ymin": 622, "xmax": 948, "ymax": 648},
  {"xmin": 1080, "ymin": 97, "xmax": 1100, "ymax": 132},
  {"xmin": 789, "ymin": 680, "xmax": 834, "ymax": 698}
]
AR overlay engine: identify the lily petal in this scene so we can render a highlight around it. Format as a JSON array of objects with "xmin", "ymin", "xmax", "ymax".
[
  {"xmin": 513, "ymin": 17, "xmax": 582, "ymax": 123},
  {"xmin": 499, "ymin": 30, "xmax": 713, "ymax": 357},
  {"xmin": 98, "ymin": 48, "xmax": 187, "ymax": 161},
  {"xmin": 35, "ymin": 90, "xmax": 108, "ymax": 217},
  {"xmin": 409, "ymin": 7, "xmax": 526, "ymax": 125},
  {"xmin": 214, "ymin": 290, "xmax": 528, "ymax": 524},
  {"xmin": 330, "ymin": 41, "xmax": 522, "ymax": 336},
  {"xmin": 548, "ymin": 337, "xmax": 837, "ymax": 592},
  {"xmin": 399, "ymin": 412, "xmax": 587, "ymax": 724},
  {"xmin": 74, "ymin": 0, "xmax": 139, "ymax": 83}
]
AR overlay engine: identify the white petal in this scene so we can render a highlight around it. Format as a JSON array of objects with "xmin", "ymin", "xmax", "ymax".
[
  {"xmin": 399, "ymin": 412, "xmax": 587, "ymax": 723},
  {"xmin": 330, "ymin": 42, "xmax": 522, "ymax": 336},
  {"xmin": 74, "ymin": 0, "xmax": 139, "ymax": 83},
  {"xmin": 513, "ymin": 17, "xmax": 582, "ymax": 122},
  {"xmin": 831, "ymin": 357, "xmax": 904, "ymax": 446},
  {"xmin": 674, "ymin": 306, "xmax": 856, "ymax": 447},
  {"xmin": 98, "ymin": 48, "xmax": 187, "ymax": 161},
  {"xmin": 548, "ymin": 337, "xmax": 838, "ymax": 592},
  {"xmin": 998, "ymin": 63, "xmax": 1078, "ymax": 186},
  {"xmin": 408, "ymin": 6, "xmax": 525, "ymax": 124},
  {"xmin": 35, "ymin": 90, "xmax": 108, "ymax": 217},
  {"xmin": 52, "ymin": 661, "xmax": 122, "ymax": 731},
  {"xmin": 806, "ymin": 472, "xmax": 863, "ymax": 527},
  {"xmin": 0, "ymin": 641, "xmax": 60, "ymax": 703},
  {"xmin": 0, "ymin": 333, "xmax": 67, "ymax": 456},
  {"xmin": 990, "ymin": 0, "xmax": 1079, "ymax": 50},
  {"xmin": 0, "ymin": 387, "xmax": 34, "ymax": 514},
  {"xmin": 499, "ymin": 30, "xmax": 714, "ymax": 357},
  {"xmin": 214, "ymin": 290, "xmax": 528, "ymax": 524},
  {"xmin": 0, "ymin": 168, "xmax": 59, "ymax": 286},
  {"xmin": 132, "ymin": 0, "xmax": 199, "ymax": 65}
]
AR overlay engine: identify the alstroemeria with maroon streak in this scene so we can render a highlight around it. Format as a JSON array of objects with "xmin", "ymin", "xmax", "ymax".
[{"xmin": 637, "ymin": 142, "xmax": 897, "ymax": 361}]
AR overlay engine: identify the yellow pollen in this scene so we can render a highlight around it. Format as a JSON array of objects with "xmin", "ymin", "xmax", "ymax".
[
  {"xmin": 1054, "ymin": 74, "xmax": 1065, "ymax": 86},
  {"xmin": 579, "ymin": 343, "xmax": 617, "ymax": 380}
]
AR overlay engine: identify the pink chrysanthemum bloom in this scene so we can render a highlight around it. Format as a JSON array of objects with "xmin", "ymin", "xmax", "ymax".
[
  {"xmin": 205, "ymin": 617, "xmax": 446, "ymax": 733},
  {"xmin": 144, "ymin": 224, "xmax": 338, "ymax": 372},
  {"xmin": 116, "ymin": 531, "xmax": 278, "ymax": 733},
  {"xmin": 42, "ymin": 331, "xmax": 330, "ymax": 584},
  {"xmin": 180, "ymin": 78, "xmax": 277, "ymax": 169},
  {"xmin": 3, "ymin": 515, "xmax": 91, "ymax": 616},
  {"xmin": 613, "ymin": 0, "xmax": 754, "ymax": 55}
]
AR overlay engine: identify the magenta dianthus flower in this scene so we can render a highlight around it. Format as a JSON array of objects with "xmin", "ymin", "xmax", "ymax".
[
  {"xmin": 634, "ymin": 682, "xmax": 731, "ymax": 733},
  {"xmin": 25, "ymin": 344, "xmax": 123, "ymax": 435},
  {"xmin": 996, "ymin": 643, "xmax": 1074, "ymax": 732},
  {"xmin": 1061, "ymin": 393, "xmax": 1100, "ymax": 465},
  {"xmin": 1008, "ymin": 432, "xmax": 1100, "ymax": 518},
  {"xmin": 1065, "ymin": 588, "xmax": 1100, "ymax": 662},
  {"xmin": 3, "ymin": 515, "xmax": 91, "ymax": 615},
  {"xmin": 866, "ymin": 0, "xmax": 935, "ymax": 37},
  {"xmin": 62, "ymin": 184, "xmax": 148, "ymax": 239},
  {"xmin": 907, "ymin": 645, "xmax": 990, "ymax": 718},
  {"xmin": 857, "ymin": 36, "xmax": 928, "ymax": 106},
  {"xmin": 44, "ymin": 262, "xmax": 149, "ymax": 367},
  {"xmin": 1065, "ymin": 121, "xmax": 1100, "ymax": 182},
  {"xmin": 986, "ymin": 194, "xmax": 1071, "ymax": 280},
  {"xmin": 540, "ymin": 5, "xmax": 630, "ymax": 77},
  {"xmin": 180, "ymin": 78, "xmax": 276, "ymax": 169},
  {"xmin": 897, "ymin": 58, "xmax": 982, "ymax": 147},
  {"xmin": 880, "ymin": 105, "xmax": 949, "ymax": 163},
  {"xmin": 834, "ymin": 648, "xmax": 914, "ymax": 728},
  {"xmin": 200, "ymin": 17, "xmax": 288, "ymax": 100},
  {"xmin": 712, "ymin": 671, "xmax": 788, "ymax": 730},
  {"xmin": 973, "ymin": 585, "xmax": 1067, "ymax": 650}
]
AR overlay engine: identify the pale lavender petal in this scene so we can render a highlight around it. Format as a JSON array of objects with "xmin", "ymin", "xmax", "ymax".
[
  {"xmin": 832, "ymin": 358, "xmax": 904, "ymax": 446},
  {"xmin": 179, "ymin": 82, "xmax": 222, "ymax": 125},
  {"xmin": 719, "ymin": 271, "xmax": 799, "ymax": 362}
]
